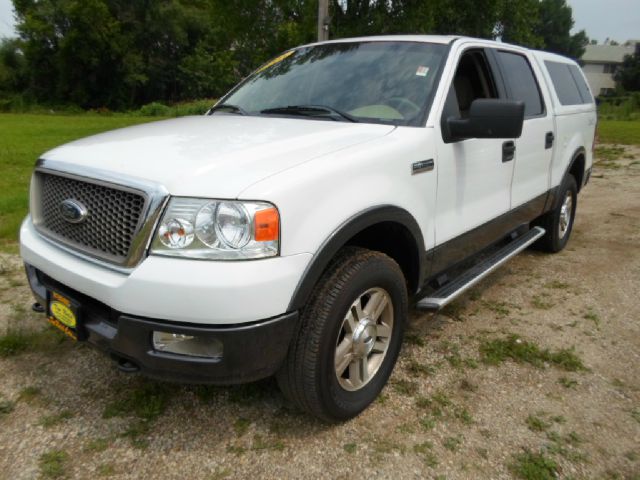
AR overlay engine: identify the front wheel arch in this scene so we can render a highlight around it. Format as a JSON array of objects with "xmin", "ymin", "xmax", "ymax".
[{"xmin": 287, "ymin": 205, "xmax": 426, "ymax": 312}]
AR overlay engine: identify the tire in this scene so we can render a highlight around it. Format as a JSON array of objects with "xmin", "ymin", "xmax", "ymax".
[
  {"xmin": 276, "ymin": 247, "xmax": 408, "ymax": 421},
  {"xmin": 534, "ymin": 174, "xmax": 578, "ymax": 253}
]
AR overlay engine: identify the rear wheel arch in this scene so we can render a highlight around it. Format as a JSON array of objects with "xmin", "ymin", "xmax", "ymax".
[
  {"xmin": 565, "ymin": 147, "xmax": 586, "ymax": 194},
  {"xmin": 287, "ymin": 205, "xmax": 426, "ymax": 312}
]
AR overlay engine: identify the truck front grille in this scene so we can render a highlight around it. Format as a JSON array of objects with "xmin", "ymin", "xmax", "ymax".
[{"xmin": 33, "ymin": 171, "xmax": 149, "ymax": 266}]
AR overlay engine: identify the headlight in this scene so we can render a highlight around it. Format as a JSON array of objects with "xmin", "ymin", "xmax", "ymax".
[{"xmin": 150, "ymin": 198, "xmax": 279, "ymax": 260}]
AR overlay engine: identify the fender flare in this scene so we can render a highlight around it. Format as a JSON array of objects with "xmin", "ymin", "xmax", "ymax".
[
  {"xmin": 566, "ymin": 146, "xmax": 587, "ymax": 191},
  {"xmin": 545, "ymin": 147, "xmax": 587, "ymax": 212},
  {"xmin": 287, "ymin": 205, "xmax": 426, "ymax": 312}
]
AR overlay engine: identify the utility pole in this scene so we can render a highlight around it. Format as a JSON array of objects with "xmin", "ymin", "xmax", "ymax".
[{"xmin": 318, "ymin": 0, "xmax": 329, "ymax": 42}]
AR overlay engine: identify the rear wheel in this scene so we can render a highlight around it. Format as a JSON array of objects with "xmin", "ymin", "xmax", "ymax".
[
  {"xmin": 535, "ymin": 174, "xmax": 578, "ymax": 252},
  {"xmin": 276, "ymin": 247, "xmax": 408, "ymax": 421}
]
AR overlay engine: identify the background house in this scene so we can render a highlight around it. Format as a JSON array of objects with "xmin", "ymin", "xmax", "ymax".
[{"xmin": 581, "ymin": 40, "xmax": 639, "ymax": 96}]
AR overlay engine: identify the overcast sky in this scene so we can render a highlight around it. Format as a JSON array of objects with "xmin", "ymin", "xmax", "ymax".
[{"xmin": 0, "ymin": 0, "xmax": 639, "ymax": 43}]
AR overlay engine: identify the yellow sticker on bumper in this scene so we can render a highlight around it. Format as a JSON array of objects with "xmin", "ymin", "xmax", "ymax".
[{"xmin": 50, "ymin": 301, "xmax": 76, "ymax": 328}]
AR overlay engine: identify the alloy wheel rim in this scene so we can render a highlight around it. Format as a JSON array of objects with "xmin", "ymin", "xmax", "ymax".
[
  {"xmin": 559, "ymin": 192, "xmax": 573, "ymax": 239},
  {"xmin": 334, "ymin": 287, "xmax": 394, "ymax": 392}
]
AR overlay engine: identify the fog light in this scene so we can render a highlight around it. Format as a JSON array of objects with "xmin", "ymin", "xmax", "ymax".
[{"xmin": 152, "ymin": 331, "xmax": 223, "ymax": 359}]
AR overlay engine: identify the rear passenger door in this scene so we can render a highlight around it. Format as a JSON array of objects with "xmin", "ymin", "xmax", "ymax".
[{"xmin": 493, "ymin": 49, "xmax": 554, "ymax": 209}]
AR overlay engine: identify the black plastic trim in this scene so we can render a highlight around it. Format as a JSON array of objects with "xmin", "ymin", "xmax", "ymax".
[
  {"xmin": 543, "ymin": 148, "xmax": 587, "ymax": 212},
  {"xmin": 25, "ymin": 265, "xmax": 298, "ymax": 384},
  {"xmin": 427, "ymin": 192, "xmax": 548, "ymax": 279},
  {"xmin": 567, "ymin": 147, "xmax": 587, "ymax": 190},
  {"xmin": 287, "ymin": 205, "xmax": 426, "ymax": 311}
]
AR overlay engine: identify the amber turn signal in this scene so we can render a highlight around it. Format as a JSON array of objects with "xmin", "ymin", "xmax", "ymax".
[{"xmin": 254, "ymin": 207, "xmax": 279, "ymax": 242}]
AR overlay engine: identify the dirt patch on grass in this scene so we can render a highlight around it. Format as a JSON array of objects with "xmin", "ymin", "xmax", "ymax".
[{"xmin": 0, "ymin": 149, "xmax": 639, "ymax": 479}]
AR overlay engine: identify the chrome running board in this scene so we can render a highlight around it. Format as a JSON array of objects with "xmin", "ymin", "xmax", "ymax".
[{"xmin": 416, "ymin": 227, "xmax": 546, "ymax": 311}]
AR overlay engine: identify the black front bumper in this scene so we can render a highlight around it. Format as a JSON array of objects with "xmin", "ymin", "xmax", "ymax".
[{"xmin": 25, "ymin": 264, "xmax": 298, "ymax": 384}]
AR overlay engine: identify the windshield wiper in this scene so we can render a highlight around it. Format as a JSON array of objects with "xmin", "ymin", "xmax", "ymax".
[
  {"xmin": 208, "ymin": 103, "xmax": 249, "ymax": 115},
  {"xmin": 260, "ymin": 105, "xmax": 358, "ymax": 123}
]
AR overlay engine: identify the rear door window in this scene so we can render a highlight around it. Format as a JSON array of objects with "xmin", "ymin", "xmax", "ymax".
[
  {"xmin": 496, "ymin": 51, "xmax": 544, "ymax": 117},
  {"xmin": 544, "ymin": 61, "xmax": 585, "ymax": 106},
  {"xmin": 568, "ymin": 65, "xmax": 594, "ymax": 104}
]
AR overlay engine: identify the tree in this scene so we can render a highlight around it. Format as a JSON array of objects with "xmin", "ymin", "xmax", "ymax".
[
  {"xmin": 615, "ymin": 52, "xmax": 640, "ymax": 91},
  {"xmin": 496, "ymin": 0, "xmax": 544, "ymax": 48},
  {"xmin": 5, "ymin": 0, "xmax": 590, "ymax": 109},
  {"xmin": 0, "ymin": 38, "xmax": 26, "ymax": 98},
  {"xmin": 534, "ymin": 0, "xmax": 589, "ymax": 59}
]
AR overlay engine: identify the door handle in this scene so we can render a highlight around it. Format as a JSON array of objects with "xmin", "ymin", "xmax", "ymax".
[
  {"xmin": 545, "ymin": 131, "xmax": 555, "ymax": 149},
  {"xmin": 502, "ymin": 141, "xmax": 516, "ymax": 162}
]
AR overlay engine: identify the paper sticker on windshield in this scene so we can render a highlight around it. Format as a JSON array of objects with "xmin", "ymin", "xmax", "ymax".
[
  {"xmin": 256, "ymin": 50, "xmax": 295, "ymax": 74},
  {"xmin": 416, "ymin": 66, "xmax": 429, "ymax": 77}
]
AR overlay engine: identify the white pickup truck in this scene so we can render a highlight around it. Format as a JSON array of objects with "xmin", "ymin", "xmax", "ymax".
[{"xmin": 20, "ymin": 35, "xmax": 597, "ymax": 420}]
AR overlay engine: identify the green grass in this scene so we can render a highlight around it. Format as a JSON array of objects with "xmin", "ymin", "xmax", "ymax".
[
  {"xmin": 526, "ymin": 414, "xmax": 550, "ymax": 432},
  {"xmin": 479, "ymin": 335, "xmax": 586, "ymax": 371},
  {"xmin": 102, "ymin": 381, "xmax": 172, "ymax": 421},
  {"xmin": 544, "ymin": 280, "xmax": 570, "ymax": 290},
  {"xmin": 595, "ymin": 145, "xmax": 627, "ymax": 161},
  {"xmin": 18, "ymin": 386, "xmax": 42, "ymax": 403},
  {"xmin": 413, "ymin": 441, "xmax": 438, "ymax": 467},
  {"xmin": 391, "ymin": 379, "xmax": 419, "ymax": 396},
  {"xmin": 583, "ymin": 308, "xmax": 601, "ymax": 328},
  {"xmin": 251, "ymin": 434, "xmax": 285, "ymax": 452},
  {"xmin": 0, "ymin": 113, "xmax": 159, "ymax": 246},
  {"xmin": 415, "ymin": 391, "xmax": 473, "ymax": 428},
  {"xmin": 343, "ymin": 443, "xmax": 357, "ymax": 454},
  {"xmin": 37, "ymin": 410, "xmax": 73, "ymax": 428},
  {"xmin": 97, "ymin": 463, "xmax": 116, "ymax": 477},
  {"xmin": 558, "ymin": 377, "xmax": 578, "ymax": 389},
  {"xmin": 443, "ymin": 435, "xmax": 462, "ymax": 452},
  {"xmin": 233, "ymin": 417, "xmax": 251, "ymax": 437},
  {"xmin": 509, "ymin": 450, "xmax": 558, "ymax": 480},
  {"xmin": 102, "ymin": 380, "xmax": 174, "ymax": 447},
  {"xmin": 0, "ymin": 329, "xmax": 32, "ymax": 357},
  {"xmin": 0, "ymin": 326, "xmax": 69, "ymax": 357},
  {"xmin": 39, "ymin": 450, "xmax": 69, "ymax": 479},
  {"xmin": 531, "ymin": 295, "xmax": 555, "ymax": 310},
  {"xmin": 404, "ymin": 333, "xmax": 425, "ymax": 347},
  {"xmin": 0, "ymin": 397, "xmax": 15, "ymax": 416},
  {"xmin": 84, "ymin": 438, "xmax": 110, "ymax": 453},
  {"xmin": 598, "ymin": 120, "xmax": 640, "ymax": 145},
  {"xmin": 406, "ymin": 360, "xmax": 435, "ymax": 377}
]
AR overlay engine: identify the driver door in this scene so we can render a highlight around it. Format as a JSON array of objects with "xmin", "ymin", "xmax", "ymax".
[{"xmin": 432, "ymin": 47, "xmax": 515, "ymax": 273}]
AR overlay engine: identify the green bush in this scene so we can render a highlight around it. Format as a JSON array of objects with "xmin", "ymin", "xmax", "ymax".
[
  {"xmin": 0, "ymin": 95, "xmax": 86, "ymax": 114},
  {"xmin": 138, "ymin": 102, "xmax": 172, "ymax": 117},
  {"xmin": 135, "ymin": 99, "xmax": 215, "ymax": 117},
  {"xmin": 170, "ymin": 98, "xmax": 216, "ymax": 116},
  {"xmin": 598, "ymin": 94, "xmax": 640, "ymax": 121}
]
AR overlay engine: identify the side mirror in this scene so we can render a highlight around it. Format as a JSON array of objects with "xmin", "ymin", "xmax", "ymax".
[{"xmin": 447, "ymin": 99, "xmax": 525, "ymax": 141}]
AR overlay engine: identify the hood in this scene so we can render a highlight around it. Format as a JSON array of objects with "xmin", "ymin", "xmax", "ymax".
[{"xmin": 41, "ymin": 115, "xmax": 395, "ymax": 198}]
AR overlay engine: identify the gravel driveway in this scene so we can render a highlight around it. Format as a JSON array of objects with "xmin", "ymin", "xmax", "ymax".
[{"xmin": 1, "ymin": 146, "xmax": 639, "ymax": 480}]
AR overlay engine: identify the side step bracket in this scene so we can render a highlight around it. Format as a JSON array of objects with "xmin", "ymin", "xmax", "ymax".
[{"xmin": 416, "ymin": 226, "xmax": 546, "ymax": 311}]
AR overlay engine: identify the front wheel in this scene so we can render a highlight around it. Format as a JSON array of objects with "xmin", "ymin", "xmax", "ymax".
[{"xmin": 276, "ymin": 247, "xmax": 408, "ymax": 421}]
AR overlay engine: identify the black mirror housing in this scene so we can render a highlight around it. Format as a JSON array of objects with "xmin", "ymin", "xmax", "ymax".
[{"xmin": 447, "ymin": 99, "xmax": 525, "ymax": 141}]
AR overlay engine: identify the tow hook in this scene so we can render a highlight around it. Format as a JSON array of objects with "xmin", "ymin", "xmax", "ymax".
[
  {"xmin": 32, "ymin": 302, "xmax": 45, "ymax": 313},
  {"xmin": 113, "ymin": 356, "xmax": 140, "ymax": 373}
]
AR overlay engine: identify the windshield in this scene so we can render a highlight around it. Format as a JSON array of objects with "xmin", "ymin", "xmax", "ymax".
[{"xmin": 221, "ymin": 41, "xmax": 448, "ymax": 126}]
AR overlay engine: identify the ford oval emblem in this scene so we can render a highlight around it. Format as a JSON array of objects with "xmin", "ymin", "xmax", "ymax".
[{"xmin": 59, "ymin": 199, "xmax": 88, "ymax": 224}]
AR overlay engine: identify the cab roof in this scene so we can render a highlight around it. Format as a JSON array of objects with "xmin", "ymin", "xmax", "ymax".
[{"xmin": 301, "ymin": 35, "xmax": 576, "ymax": 64}]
